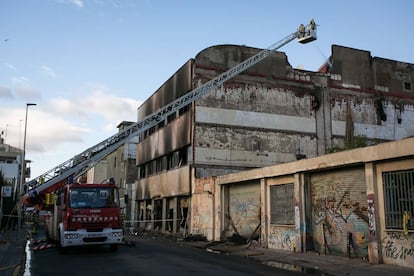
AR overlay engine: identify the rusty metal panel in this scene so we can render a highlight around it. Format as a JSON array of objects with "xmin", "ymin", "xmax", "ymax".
[
  {"xmin": 138, "ymin": 60, "xmax": 193, "ymax": 120},
  {"xmin": 270, "ymin": 183, "xmax": 295, "ymax": 225},
  {"xmin": 310, "ymin": 166, "xmax": 368, "ymax": 258},
  {"xmin": 137, "ymin": 112, "xmax": 192, "ymax": 165}
]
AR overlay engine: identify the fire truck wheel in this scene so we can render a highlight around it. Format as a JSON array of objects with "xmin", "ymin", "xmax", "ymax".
[{"xmin": 58, "ymin": 231, "xmax": 67, "ymax": 254}]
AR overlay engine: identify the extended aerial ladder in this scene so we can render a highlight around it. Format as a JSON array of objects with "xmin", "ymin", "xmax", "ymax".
[{"xmin": 25, "ymin": 20, "xmax": 317, "ymax": 199}]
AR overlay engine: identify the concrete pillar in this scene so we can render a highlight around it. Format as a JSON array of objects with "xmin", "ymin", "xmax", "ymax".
[
  {"xmin": 172, "ymin": 197, "xmax": 178, "ymax": 233},
  {"xmin": 213, "ymin": 181, "xmax": 221, "ymax": 241},
  {"xmin": 294, "ymin": 172, "xmax": 304, "ymax": 253},
  {"xmin": 260, "ymin": 178, "xmax": 268, "ymax": 247},
  {"xmin": 162, "ymin": 198, "xmax": 167, "ymax": 232},
  {"xmin": 150, "ymin": 199, "xmax": 155, "ymax": 231},
  {"xmin": 365, "ymin": 162, "xmax": 381, "ymax": 264}
]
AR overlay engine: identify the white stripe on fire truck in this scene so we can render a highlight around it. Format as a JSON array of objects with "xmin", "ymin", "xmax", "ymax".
[{"xmin": 72, "ymin": 217, "xmax": 116, "ymax": 222}]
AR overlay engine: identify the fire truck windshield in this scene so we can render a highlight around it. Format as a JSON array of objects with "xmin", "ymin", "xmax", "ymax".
[{"xmin": 69, "ymin": 187, "xmax": 119, "ymax": 209}]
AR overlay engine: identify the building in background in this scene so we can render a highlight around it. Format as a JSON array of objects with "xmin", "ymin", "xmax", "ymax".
[
  {"xmin": 130, "ymin": 43, "xmax": 414, "ymax": 238},
  {"xmin": 0, "ymin": 134, "xmax": 24, "ymax": 200},
  {"xmin": 86, "ymin": 122, "xmax": 138, "ymax": 217}
]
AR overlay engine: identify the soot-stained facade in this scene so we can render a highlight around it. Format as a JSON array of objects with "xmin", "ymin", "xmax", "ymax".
[{"xmin": 129, "ymin": 43, "xmax": 414, "ymax": 241}]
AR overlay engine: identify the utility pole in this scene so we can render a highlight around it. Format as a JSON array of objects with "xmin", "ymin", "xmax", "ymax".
[{"xmin": 18, "ymin": 103, "xmax": 36, "ymax": 241}]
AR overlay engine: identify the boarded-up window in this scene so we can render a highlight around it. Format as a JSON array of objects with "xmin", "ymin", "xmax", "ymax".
[{"xmin": 270, "ymin": 183, "xmax": 294, "ymax": 225}]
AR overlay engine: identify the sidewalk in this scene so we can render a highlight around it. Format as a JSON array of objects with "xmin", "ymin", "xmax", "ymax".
[
  {"xmin": 181, "ymin": 239, "xmax": 414, "ymax": 276},
  {"xmin": 125, "ymin": 232, "xmax": 414, "ymax": 276},
  {"xmin": 0, "ymin": 228, "xmax": 26, "ymax": 276}
]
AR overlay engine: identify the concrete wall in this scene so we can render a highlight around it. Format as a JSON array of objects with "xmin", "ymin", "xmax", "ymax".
[{"xmin": 191, "ymin": 176, "xmax": 215, "ymax": 240}]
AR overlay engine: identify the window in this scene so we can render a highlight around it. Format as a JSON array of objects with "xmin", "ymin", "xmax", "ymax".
[
  {"xmin": 158, "ymin": 120, "xmax": 165, "ymax": 129},
  {"xmin": 69, "ymin": 187, "xmax": 119, "ymax": 208},
  {"xmin": 167, "ymin": 152, "xmax": 174, "ymax": 170},
  {"xmin": 178, "ymin": 147, "xmax": 188, "ymax": 167},
  {"xmin": 270, "ymin": 183, "xmax": 294, "ymax": 225},
  {"xmin": 179, "ymin": 104, "xmax": 190, "ymax": 115},
  {"xmin": 403, "ymin": 81, "xmax": 412, "ymax": 92},
  {"xmin": 139, "ymin": 165, "xmax": 146, "ymax": 178},
  {"xmin": 383, "ymin": 169, "xmax": 414, "ymax": 230},
  {"xmin": 156, "ymin": 158, "xmax": 163, "ymax": 173},
  {"xmin": 148, "ymin": 126, "xmax": 156, "ymax": 135},
  {"xmin": 167, "ymin": 112, "xmax": 176, "ymax": 123}
]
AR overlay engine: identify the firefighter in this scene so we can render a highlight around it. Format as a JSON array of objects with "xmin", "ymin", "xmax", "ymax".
[{"xmin": 298, "ymin": 24, "xmax": 305, "ymax": 37}]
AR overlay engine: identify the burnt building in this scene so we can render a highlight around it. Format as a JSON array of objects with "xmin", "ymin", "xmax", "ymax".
[{"xmin": 130, "ymin": 44, "xmax": 414, "ymax": 236}]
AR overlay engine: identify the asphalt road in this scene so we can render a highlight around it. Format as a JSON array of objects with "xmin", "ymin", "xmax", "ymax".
[{"xmin": 28, "ymin": 237, "xmax": 303, "ymax": 276}]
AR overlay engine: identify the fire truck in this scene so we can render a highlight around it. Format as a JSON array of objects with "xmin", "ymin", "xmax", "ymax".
[
  {"xmin": 22, "ymin": 20, "xmax": 316, "ymax": 252},
  {"xmin": 44, "ymin": 178, "xmax": 123, "ymax": 253}
]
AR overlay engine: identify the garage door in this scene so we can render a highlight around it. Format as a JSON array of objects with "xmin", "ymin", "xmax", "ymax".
[
  {"xmin": 228, "ymin": 181, "xmax": 261, "ymax": 238},
  {"xmin": 310, "ymin": 166, "xmax": 368, "ymax": 258}
]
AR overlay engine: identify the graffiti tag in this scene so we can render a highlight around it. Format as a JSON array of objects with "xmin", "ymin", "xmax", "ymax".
[
  {"xmin": 367, "ymin": 194, "xmax": 376, "ymax": 239},
  {"xmin": 383, "ymin": 239, "xmax": 414, "ymax": 260}
]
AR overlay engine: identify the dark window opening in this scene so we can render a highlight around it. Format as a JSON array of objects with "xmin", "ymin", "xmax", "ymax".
[
  {"xmin": 158, "ymin": 120, "xmax": 165, "ymax": 129},
  {"xmin": 148, "ymin": 126, "xmax": 156, "ymax": 136},
  {"xmin": 178, "ymin": 147, "xmax": 188, "ymax": 167},
  {"xmin": 404, "ymin": 81, "xmax": 412, "ymax": 92},
  {"xmin": 179, "ymin": 104, "xmax": 190, "ymax": 115},
  {"xmin": 167, "ymin": 112, "xmax": 177, "ymax": 123}
]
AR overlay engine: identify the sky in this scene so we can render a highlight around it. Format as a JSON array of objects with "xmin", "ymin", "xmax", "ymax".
[{"xmin": 1, "ymin": 0, "xmax": 413, "ymax": 180}]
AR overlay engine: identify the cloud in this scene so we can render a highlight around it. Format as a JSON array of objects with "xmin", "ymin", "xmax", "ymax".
[
  {"xmin": 71, "ymin": 0, "xmax": 84, "ymax": 7},
  {"xmin": 4, "ymin": 63, "xmax": 17, "ymax": 71},
  {"xmin": 0, "ymin": 86, "xmax": 13, "ymax": 99},
  {"xmin": 0, "ymin": 107, "xmax": 90, "ymax": 154},
  {"xmin": 15, "ymin": 87, "xmax": 41, "ymax": 101},
  {"xmin": 46, "ymin": 85, "xmax": 141, "ymax": 131},
  {"xmin": 52, "ymin": 0, "xmax": 84, "ymax": 7},
  {"xmin": 11, "ymin": 76, "xmax": 30, "ymax": 85},
  {"xmin": 41, "ymin": 66, "xmax": 57, "ymax": 78},
  {"xmin": 1, "ymin": 85, "xmax": 142, "ymax": 177}
]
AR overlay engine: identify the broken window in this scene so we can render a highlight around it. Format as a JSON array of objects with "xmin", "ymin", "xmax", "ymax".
[
  {"xmin": 179, "ymin": 104, "xmax": 190, "ymax": 116},
  {"xmin": 178, "ymin": 147, "xmax": 188, "ymax": 167},
  {"xmin": 403, "ymin": 81, "xmax": 412, "ymax": 92}
]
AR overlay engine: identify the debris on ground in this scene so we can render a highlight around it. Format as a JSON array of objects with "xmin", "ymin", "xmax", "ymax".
[{"xmin": 227, "ymin": 234, "xmax": 247, "ymax": 245}]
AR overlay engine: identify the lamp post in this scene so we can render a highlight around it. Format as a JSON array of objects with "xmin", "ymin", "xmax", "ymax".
[{"xmin": 18, "ymin": 103, "xmax": 36, "ymax": 241}]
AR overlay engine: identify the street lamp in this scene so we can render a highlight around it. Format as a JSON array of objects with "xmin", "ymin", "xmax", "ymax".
[{"xmin": 18, "ymin": 103, "xmax": 36, "ymax": 241}]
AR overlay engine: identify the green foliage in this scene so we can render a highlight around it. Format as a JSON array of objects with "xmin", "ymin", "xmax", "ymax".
[
  {"xmin": 353, "ymin": 135, "xmax": 368, "ymax": 148},
  {"xmin": 325, "ymin": 146, "xmax": 343, "ymax": 154}
]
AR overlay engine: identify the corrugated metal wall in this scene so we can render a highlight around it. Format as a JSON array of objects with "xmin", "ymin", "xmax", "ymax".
[
  {"xmin": 228, "ymin": 181, "xmax": 260, "ymax": 238},
  {"xmin": 310, "ymin": 166, "xmax": 369, "ymax": 258}
]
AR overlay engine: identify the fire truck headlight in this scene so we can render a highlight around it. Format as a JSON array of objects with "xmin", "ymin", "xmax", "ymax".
[
  {"xmin": 111, "ymin": 232, "xmax": 122, "ymax": 237},
  {"xmin": 65, "ymin": 233, "xmax": 80, "ymax": 239}
]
